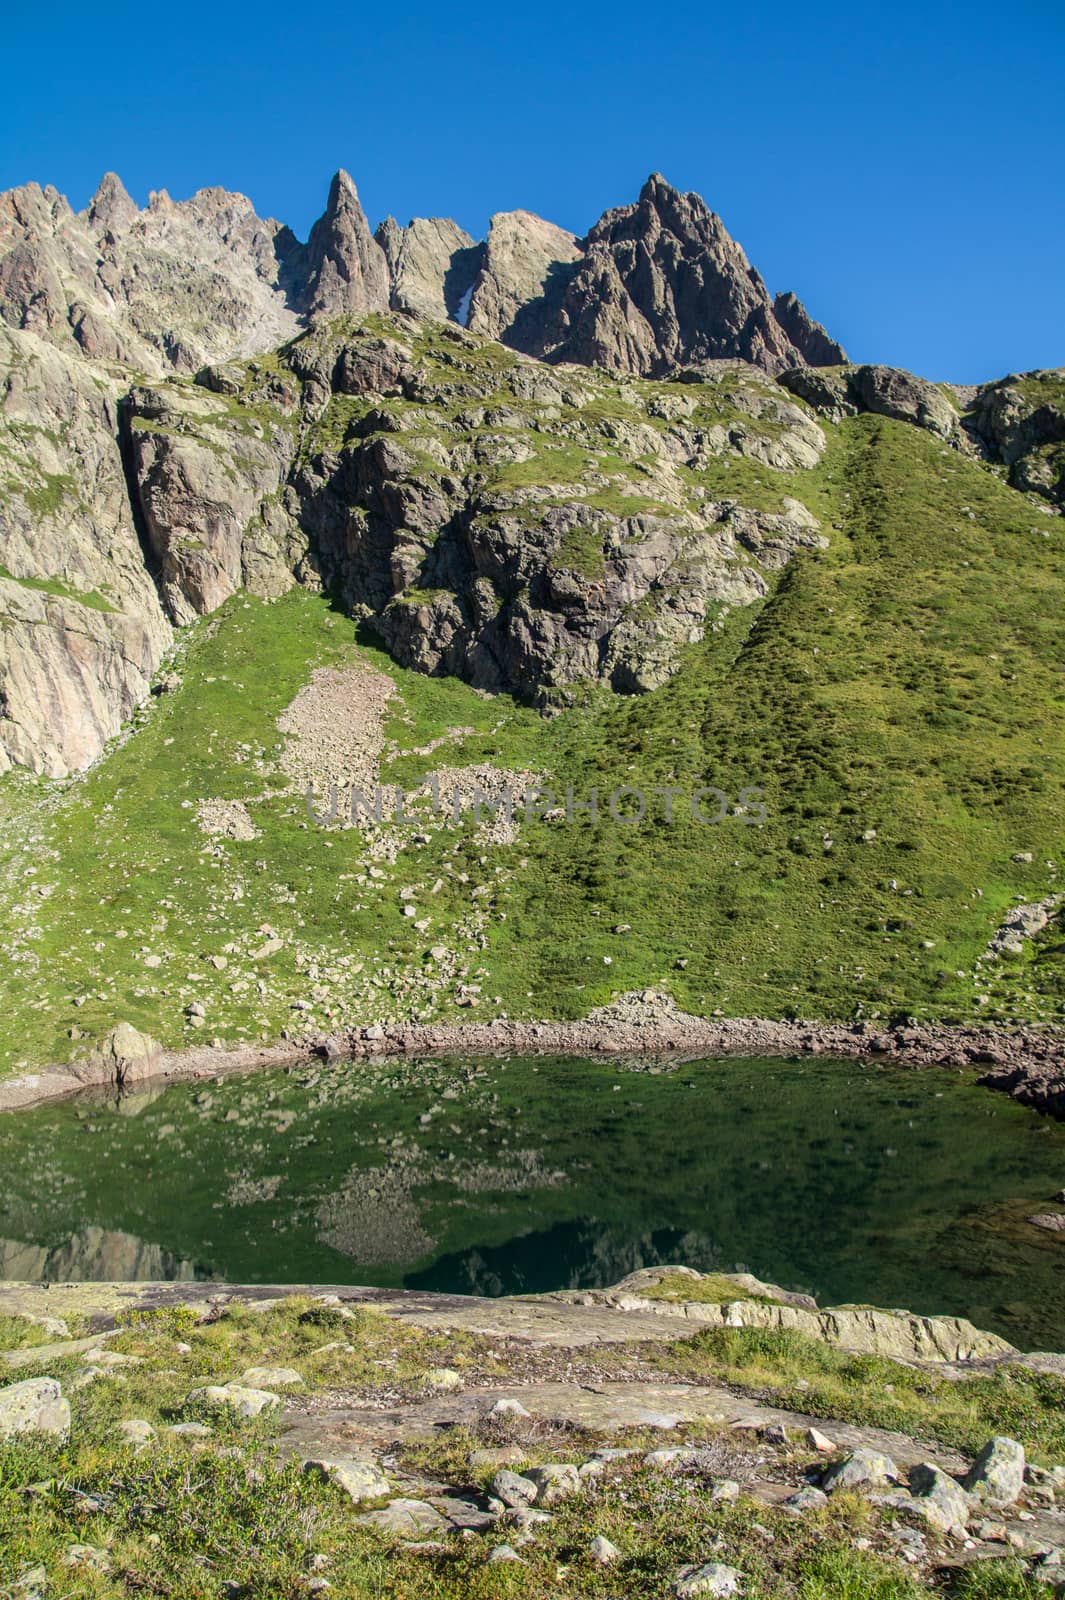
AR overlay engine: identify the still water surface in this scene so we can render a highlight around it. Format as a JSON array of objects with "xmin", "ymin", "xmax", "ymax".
[{"xmin": 1, "ymin": 1055, "xmax": 1063, "ymax": 1349}]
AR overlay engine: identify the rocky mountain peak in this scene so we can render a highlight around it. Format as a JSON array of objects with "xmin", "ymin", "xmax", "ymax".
[
  {"xmin": 519, "ymin": 171, "xmax": 845, "ymax": 377},
  {"xmin": 84, "ymin": 171, "xmax": 137, "ymax": 236},
  {"xmin": 300, "ymin": 169, "xmax": 390, "ymax": 319}
]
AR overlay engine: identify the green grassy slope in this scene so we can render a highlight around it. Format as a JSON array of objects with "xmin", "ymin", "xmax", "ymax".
[{"xmin": 0, "ymin": 384, "xmax": 1063, "ymax": 1077}]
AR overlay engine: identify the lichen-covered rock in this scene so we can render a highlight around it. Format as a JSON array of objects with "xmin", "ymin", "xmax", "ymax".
[
  {"xmin": 240, "ymin": 1366, "xmax": 303, "ymax": 1388},
  {"xmin": 673, "ymin": 1561, "xmax": 742, "ymax": 1598},
  {"xmin": 491, "ymin": 1469, "xmax": 538, "ymax": 1508},
  {"xmin": 909, "ymin": 1463, "xmax": 972, "ymax": 1531},
  {"xmin": 303, "ymin": 1456, "xmax": 390, "ymax": 1504},
  {"xmin": 186, "ymin": 1383, "xmax": 280, "ymax": 1418},
  {"xmin": 963, "ymin": 1437, "xmax": 1026, "ymax": 1507},
  {"xmin": 0, "ymin": 1377, "xmax": 70, "ymax": 1441},
  {"xmin": 116, "ymin": 1419, "xmax": 156, "ymax": 1447},
  {"xmin": 358, "ymin": 1497, "xmax": 448, "ymax": 1534},
  {"xmin": 822, "ymin": 1447, "xmax": 899, "ymax": 1492},
  {"xmin": 80, "ymin": 1023, "xmax": 161, "ymax": 1089},
  {"xmin": 525, "ymin": 1463, "xmax": 581, "ymax": 1505}
]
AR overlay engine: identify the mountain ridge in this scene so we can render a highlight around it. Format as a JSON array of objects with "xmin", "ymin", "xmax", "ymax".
[{"xmin": 0, "ymin": 169, "xmax": 842, "ymax": 380}]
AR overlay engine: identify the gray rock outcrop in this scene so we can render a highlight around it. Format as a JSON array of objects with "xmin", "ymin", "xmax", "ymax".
[
  {"xmin": 780, "ymin": 363, "xmax": 967, "ymax": 447},
  {"xmin": 121, "ymin": 378, "xmax": 299, "ymax": 623},
  {"xmin": 966, "ymin": 371, "xmax": 1065, "ymax": 504},
  {"xmin": 466, "ymin": 210, "xmax": 582, "ymax": 343},
  {"xmin": 0, "ymin": 175, "xmax": 304, "ymax": 375},
  {"xmin": 963, "ymin": 1437, "xmax": 1026, "ymax": 1506}
]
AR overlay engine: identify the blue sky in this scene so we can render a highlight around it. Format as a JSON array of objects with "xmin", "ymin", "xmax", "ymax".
[{"xmin": 2, "ymin": 0, "xmax": 1062, "ymax": 382}]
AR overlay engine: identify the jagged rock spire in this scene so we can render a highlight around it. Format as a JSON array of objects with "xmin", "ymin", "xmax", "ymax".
[
  {"xmin": 85, "ymin": 172, "xmax": 138, "ymax": 236},
  {"xmin": 300, "ymin": 169, "xmax": 390, "ymax": 319}
]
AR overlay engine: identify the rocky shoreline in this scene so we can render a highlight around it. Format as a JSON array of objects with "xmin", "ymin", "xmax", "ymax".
[{"xmin": 1, "ymin": 990, "xmax": 1064, "ymax": 1117}]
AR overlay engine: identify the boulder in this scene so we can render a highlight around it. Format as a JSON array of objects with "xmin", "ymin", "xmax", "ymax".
[
  {"xmin": 486, "ymin": 1398, "xmax": 530, "ymax": 1419},
  {"xmin": 491, "ymin": 1469, "xmax": 538, "ymax": 1509},
  {"xmin": 822, "ymin": 1447, "xmax": 899, "ymax": 1492},
  {"xmin": 780, "ymin": 363, "xmax": 965, "ymax": 448},
  {"xmin": 116, "ymin": 1419, "xmax": 155, "ymax": 1447},
  {"xmin": 525, "ymin": 1463, "xmax": 581, "ymax": 1506},
  {"xmin": 240, "ymin": 1367, "xmax": 304, "ymax": 1388},
  {"xmin": 908, "ymin": 1463, "xmax": 972, "ymax": 1531},
  {"xmin": 358, "ymin": 1498, "xmax": 448, "ymax": 1535},
  {"xmin": 424, "ymin": 1367, "xmax": 463, "ymax": 1392},
  {"xmin": 186, "ymin": 1383, "xmax": 280, "ymax": 1419},
  {"xmin": 0, "ymin": 1377, "xmax": 70, "ymax": 1442},
  {"xmin": 303, "ymin": 1457, "xmax": 390, "ymax": 1505},
  {"xmin": 63, "ymin": 1544, "xmax": 110, "ymax": 1572},
  {"xmin": 674, "ymin": 1561, "xmax": 742, "ymax": 1598},
  {"xmin": 964, "ymin": 1438, "xmax": 1026, "ymax": 1507},
  {"xmin": 784, "ymin": 1486, "xmax": 828, "ymax": 1513},
  {"xmin": 487, "ymin": 1545, "xmax": 526, "ymax": 1564}
]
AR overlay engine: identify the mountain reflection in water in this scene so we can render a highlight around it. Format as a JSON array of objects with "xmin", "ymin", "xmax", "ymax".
[{"xmin": 1, "ymin": 1054, "xmax": 1064, "ymax": 1349}]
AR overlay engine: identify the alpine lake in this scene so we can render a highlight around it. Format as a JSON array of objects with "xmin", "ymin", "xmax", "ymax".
[{"xmin": 1, "ymin": 1054, "xmax": 1063, "ymax": 1351}]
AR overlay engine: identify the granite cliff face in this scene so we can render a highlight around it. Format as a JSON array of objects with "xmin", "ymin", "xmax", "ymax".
[
  {"xmin": 0, "ymin": 173, "xmax": 305, "ymax": 375},
  {"xmin": 0, "ymin": 327, "xmax": 171, "ymax": 778}
]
